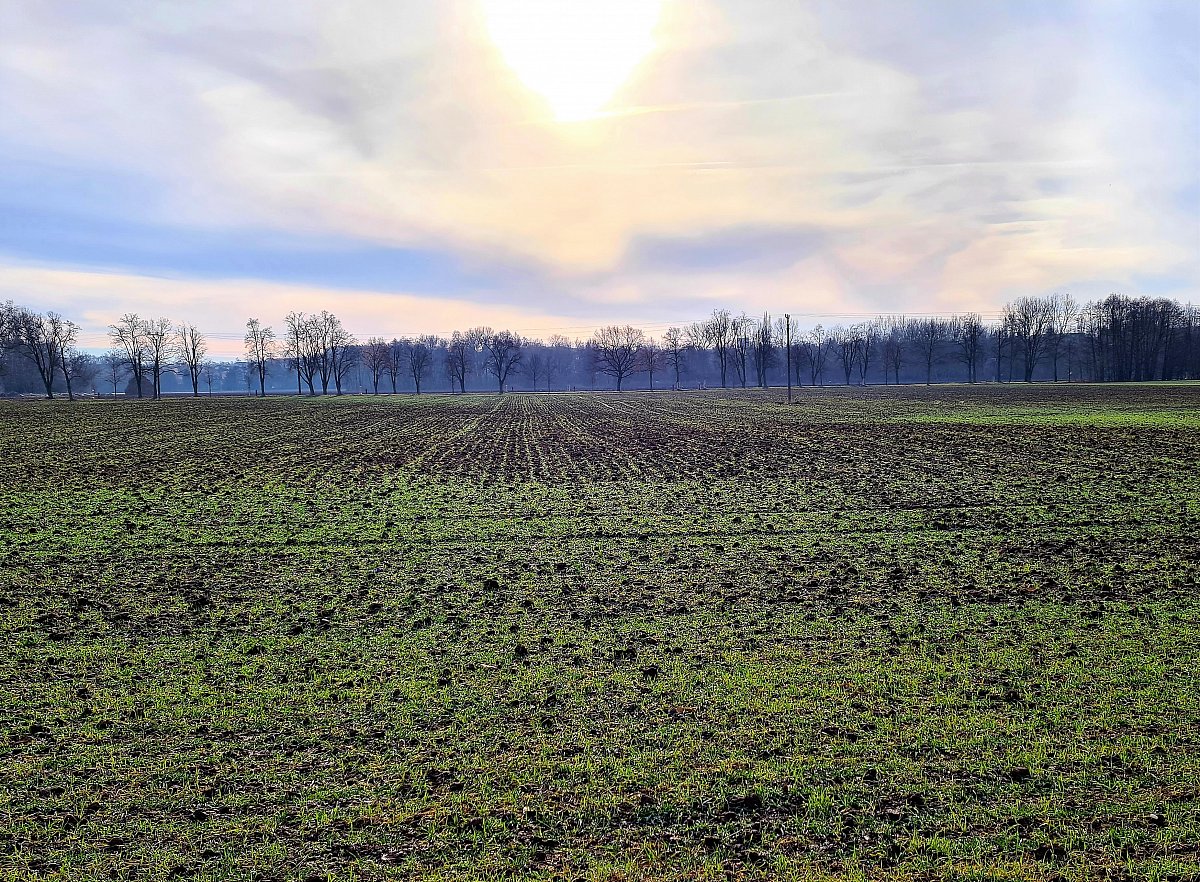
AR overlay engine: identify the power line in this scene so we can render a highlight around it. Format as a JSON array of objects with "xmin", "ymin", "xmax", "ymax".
[{"xmin": 71, "ymin": 308, "xmax": 1008, "ymax": 347}]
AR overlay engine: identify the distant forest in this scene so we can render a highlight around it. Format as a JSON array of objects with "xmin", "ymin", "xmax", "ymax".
[{"xmin": 1, "ymin": 294, "xmax": 1197, "ymax": 399}]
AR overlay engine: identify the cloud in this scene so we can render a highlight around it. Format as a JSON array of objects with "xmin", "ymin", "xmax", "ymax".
[
  {"xmin": 0, "ymin": 0, "xmax": 1195, "ymax": 327},
  {"xmin": 0, "ymin": 263, "xmax": 587, "ymax": 356}
]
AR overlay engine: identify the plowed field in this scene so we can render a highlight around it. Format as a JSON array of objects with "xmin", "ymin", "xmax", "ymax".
[{"xmin": 2, "ymin": 385, "xmax": 1198, "ymax": 881}]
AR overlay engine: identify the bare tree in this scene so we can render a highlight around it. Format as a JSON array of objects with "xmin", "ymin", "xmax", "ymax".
[
  {"xmin": 525, "ymin": 351, "xmax": 546, "ymax": 391},
  {"xmin": 591, "ymin": 325, "xmax": 645, "ymax": 391},
  {"xmin": 854, "ymin": 321, "xmax": 880, "ymax": 385},
  {"xmin": 545, "ymin": 334, "xmax": 571, "ymax": 391},
  {"xmin": 381, "ymin": 338, "xmax": 402, "ymax": 393},
  {"xmin": 642, "ymin": 338, "xmax": 664, "ymax": 390},
  {"xmin": 1047, "ymin": 293, "xmax": 1078, "ymax": 382},
  {"xmin": 1078, "ymin": 294, "xmax": 1184, "ymax": 382},
  {"xmin": 476, "ymin": 328, "xmax": 524, "ymax": 392},
  {"xmin": 8, "ymin": 307, "xmax": 72, "ymax": 398},
  {"xmin": 730, "ymin": 314, "xmax": 752, "ymax": 388},
  {"xmin": 175, "ymin": 324, "xmax": 207, "ymax": 396},
  {"xmin": 751, "ymin": 313, "xmax": 774, "ymax": 387},
  {"xmin": 994, "ymin": 317, "xmax": 1013, "ymax": 382},
  {"xmin": 304, "ymin": 311, "xmax": 354, "ymax": 394},
  {"xmin": 312, "ymin": 312, "xmax": 337, "ymax": 395},
  {"xmin": 243, "ymin": 319, "xmax": 276, "ymax": 396},
  {"xmin": 406, "ymin": 336, "xmax": 438, "ymax": 393},
  {"xmin": 881, "ymin": 318, "xmax": 905, "ymax": 384},
  {"xmin": 283, "ymin": 311, "xmax": 307, "ymax": 395},
  {"xmin": 362, "ymin": 337, "xmax": 390, "ymax": 393},
  {"xmin": 50, "ymin": 315, "xmax": 82, "ymax": 400},
  {"xmin": 6, "ymin": 308, "xmax": 56, "ymax": 397},
  {"xmin": 242, "ymin": 360, "xmax": 256, "ymax": 396},
  {"xmin": 831, "ymin": 325, "xmax": 858, "ymax": 385},
  {"xmin": 686, "ymin": 310, "xmax": 734, "ymax": 387},
  {"xmin": 109, "ymin": 314, "xmax": 149, "ymax": 398},
  {"xmin": 445, "ymin": 332, "xmax": 472, "ymax": 393},
  {"xmin": 951, "ymin": 313, "xmax": 985, "ymax": 383},
  {"xmin": 48, "ymin": 313, "xmax": 81, "ymax": 398},
  {"xmin": 142, "ymin": 317, "xmax": 173, "ymax": 398},
  {"xmin": 705, "ymin": 309, "xmax": 734, "ymax": 387},
  {"xmin": 30, "ymin": 295, "xmax": 1192, "ymax": 398},
  {"xmin": 803, "ymin": 325, "xmax": 829, "ymax": 386},
  {"xmin": 297, "ymin": 329, "xmax": 321, "ymax": 395},
  {"xmin": 101, "ymin": 350, "xmax": 127, "ymax": 396},
  {"xmin": 0, "ymin": 303, "xmax": 12, "ymax": 387},
  {"xmin": 202, "ymin": 361, "xmax": 216, "ymax": 395},
  {"xmin": 1005, "ymin": 295, "xmax": 1057, "ymax": 382},
  {"xmin": 907, "ymin": 318, "xmax": 944, "ymax": 385},
  {"xmin": 63, "ymin": 351, "xmax": 99, "ymax": 399},
  {"xmin": 332, "ymin": 338, "xmax": 358, "ymax": 395},
  {"xmin": 662, "ymin": 326, "xmax": 686, "ymax": 386},
  {"xmin": 1066, "ymin": 314, "xmax": 1084, "ymax": 381}
]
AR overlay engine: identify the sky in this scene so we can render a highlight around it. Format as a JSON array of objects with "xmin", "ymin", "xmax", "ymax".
[{"xmin": 1, "ymin": 0, "xmax": 1198, "ymax": 355}]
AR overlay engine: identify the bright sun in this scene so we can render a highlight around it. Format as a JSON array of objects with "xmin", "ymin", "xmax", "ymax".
[{"xmin": 480, "ymin": 0, "xmax": 663, "ymax": 121}]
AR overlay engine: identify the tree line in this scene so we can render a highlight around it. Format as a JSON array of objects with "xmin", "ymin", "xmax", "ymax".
[{"xmin": 1, "ymin": 293, "xmax": 1197, "ymax": 398}]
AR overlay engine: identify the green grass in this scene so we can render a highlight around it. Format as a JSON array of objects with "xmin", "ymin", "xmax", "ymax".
[{"xmin": 1, "ymin": 384, "xmax": 1198, "ymax": 881}]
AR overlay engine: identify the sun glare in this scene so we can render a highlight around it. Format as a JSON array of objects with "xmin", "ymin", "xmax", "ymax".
[{"xmin": 480, "ymin": 0, "xmax": 662, "ymax": 121}]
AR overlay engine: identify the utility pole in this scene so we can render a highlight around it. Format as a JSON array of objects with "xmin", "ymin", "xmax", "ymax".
[{"xmin": 785, "ymin": 313, "xmax": 792, "ymax": 403}]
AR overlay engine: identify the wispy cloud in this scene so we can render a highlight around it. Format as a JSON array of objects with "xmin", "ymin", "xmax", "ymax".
[
  {"xmin": 0, "ymin": 0, "xmax": 1195, "ymax": 337},
  {"xmin": 0, "ymin": 263, "xmax": 589, "ymax": 357}
]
